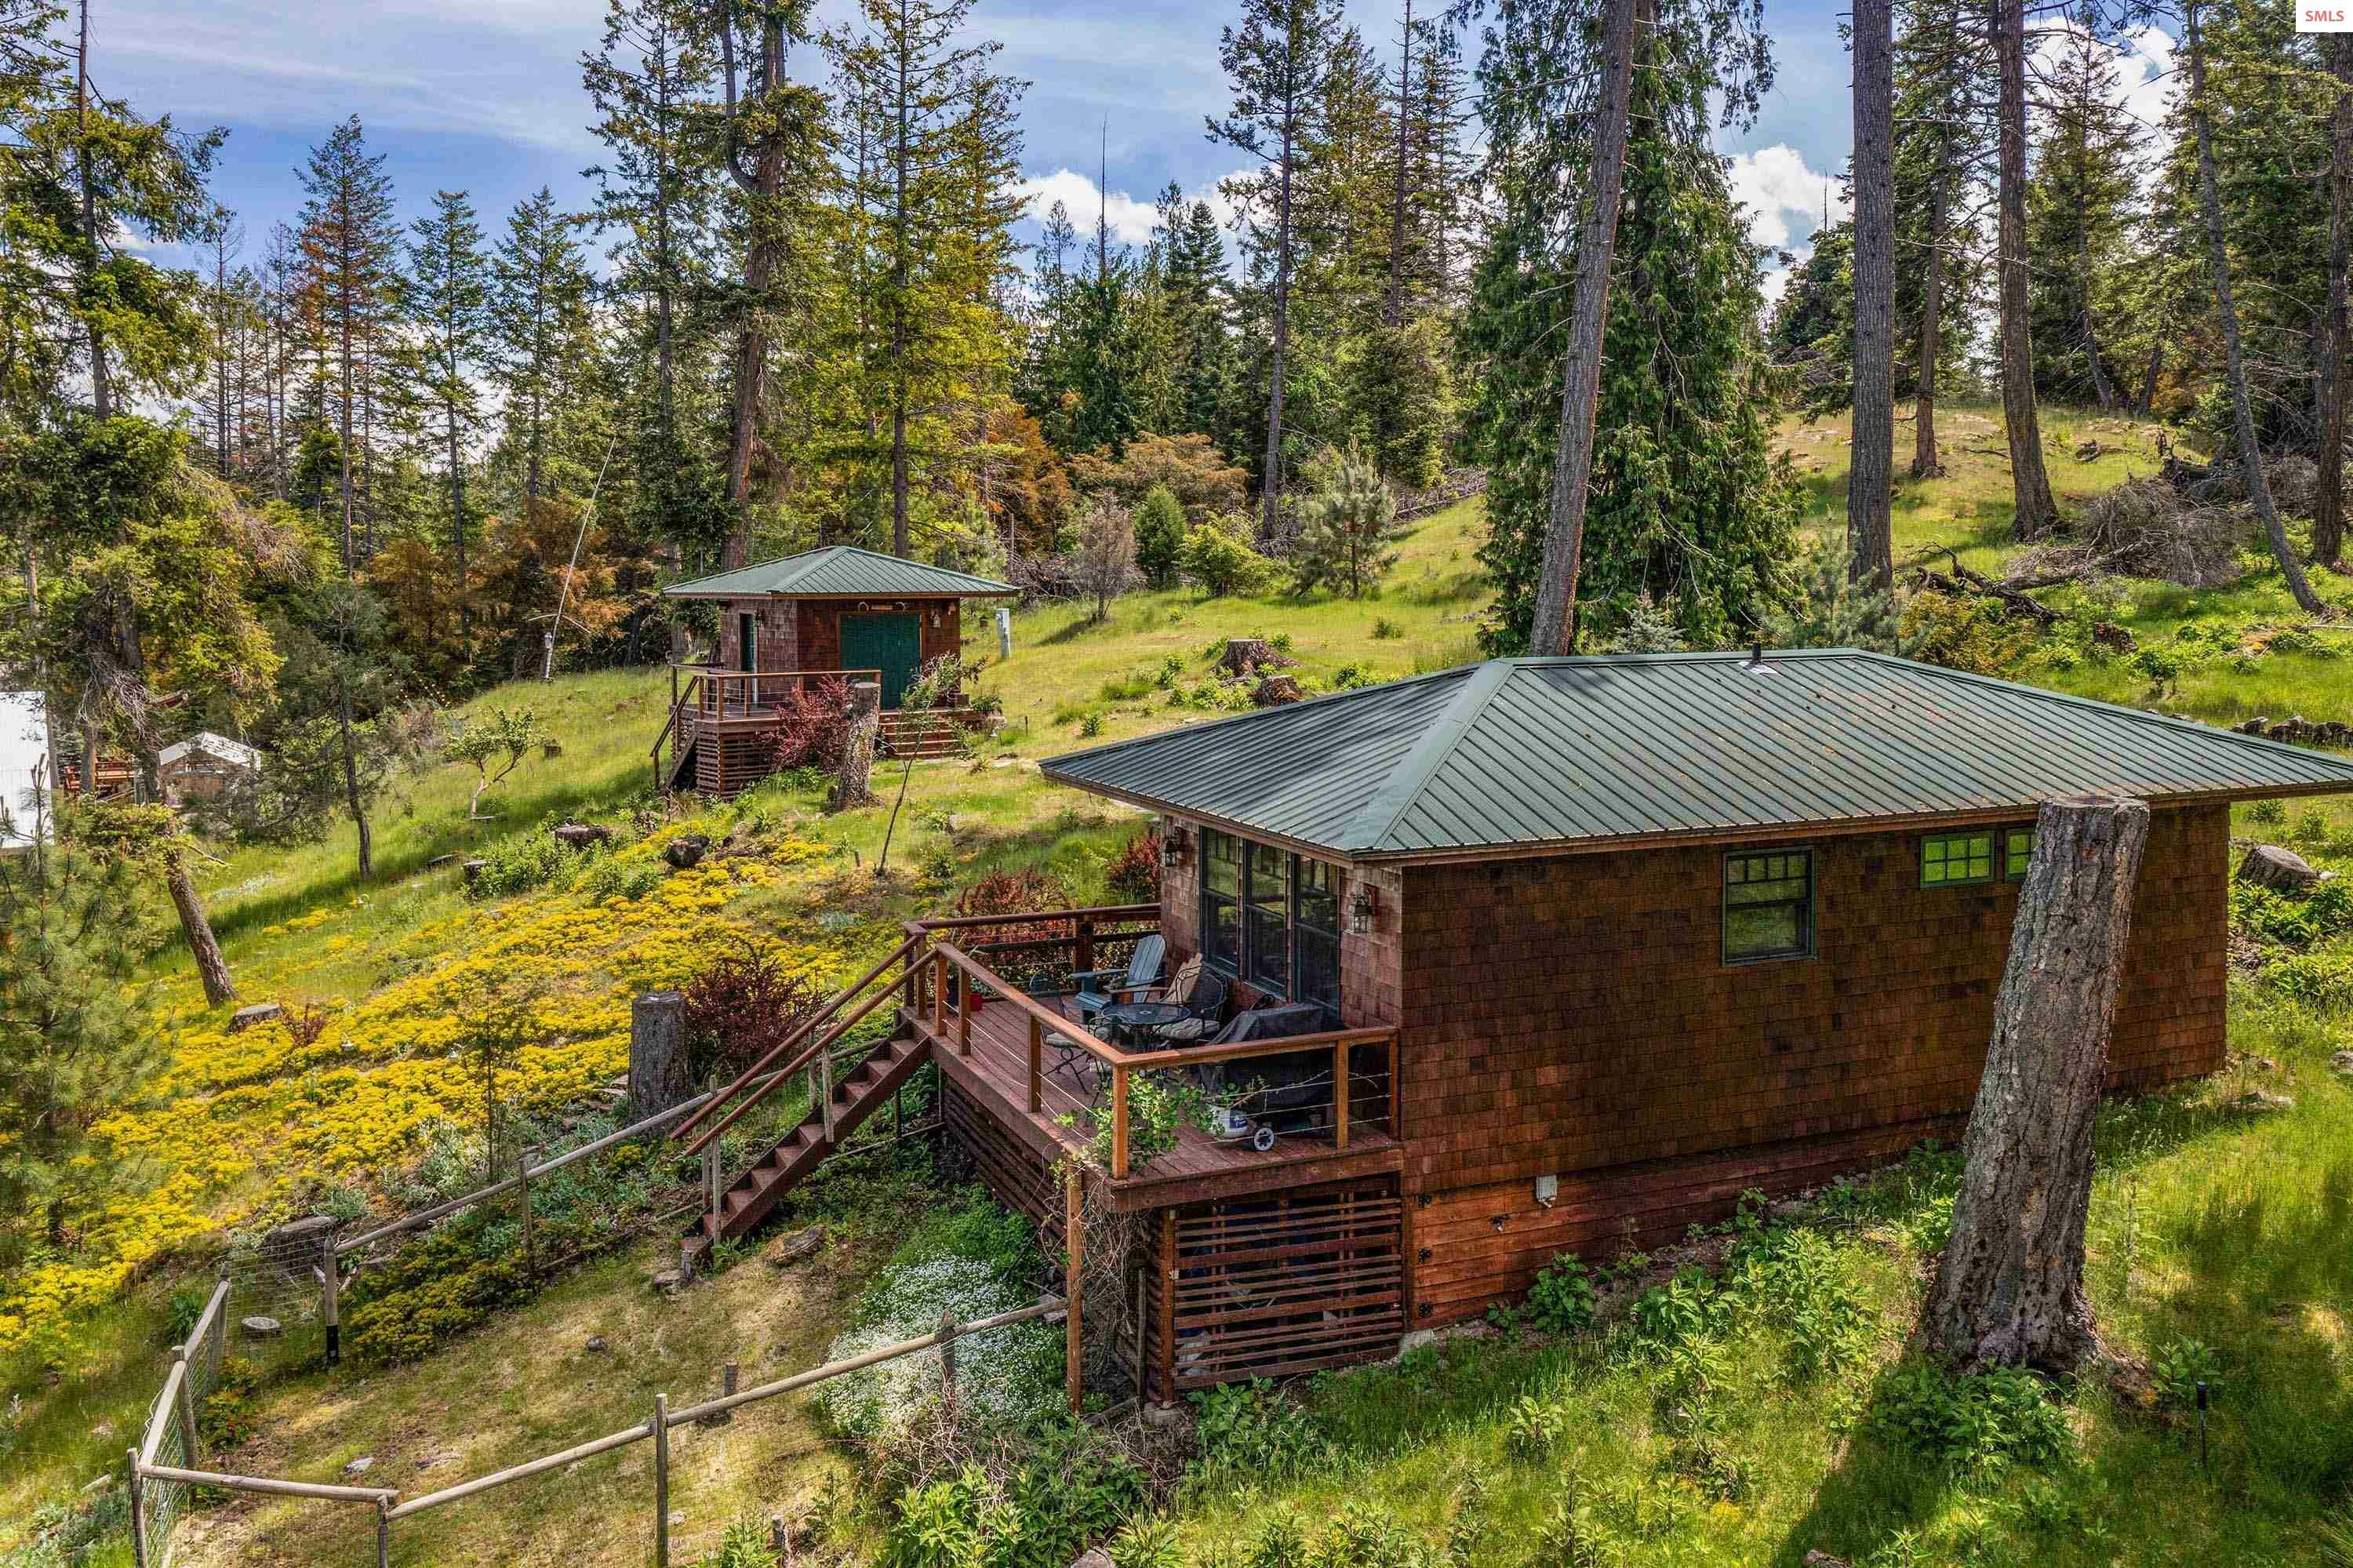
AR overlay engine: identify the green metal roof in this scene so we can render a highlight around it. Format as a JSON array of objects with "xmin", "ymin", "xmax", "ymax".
[
  {"xmin": 1042, "ymin": 650, "xmax": 2353, "ymax": 860},
  {"xmin": 663, "ymin": 545, "xmax": 1014, "ymax": 599}
]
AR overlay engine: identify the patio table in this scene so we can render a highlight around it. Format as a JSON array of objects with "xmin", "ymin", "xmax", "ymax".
[{"xmin": 1096, "ymin": 1000, "xmax": 1190, "ymax": 1048}]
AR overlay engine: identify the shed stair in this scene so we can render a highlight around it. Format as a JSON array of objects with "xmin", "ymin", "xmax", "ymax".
[
  {"xmin": 878, "ymin": 711, "xmax": 966, "ymax": 760},
  {"xmin": 684, "ymin": 1029, "xmax": 933, "ymax": 1263}
]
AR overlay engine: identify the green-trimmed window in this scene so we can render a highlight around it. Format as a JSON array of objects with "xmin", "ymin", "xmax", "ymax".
[
  {"xmin": 1922, "ymin": 831, "xmax": 1995, "ymax": 887},
  {"xmin": 1724, "ymin": 850, "xmax": 1813, "ymax": 962},
  {"xmin": 2005, "ymin": 827, "xmax": 2036, "ymax": 882}
]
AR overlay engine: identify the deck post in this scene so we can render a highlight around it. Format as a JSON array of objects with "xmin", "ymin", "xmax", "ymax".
[
  {"xmin": 1333, "ymin": 1042, "xmax": 1350, "ymax": 1148},
  {"xmin": 653, "ymin": 1395, "xmax": 670, "ymax": 1568},
  {"xmin": 1064, "ymin": 1168, "xmax": 1085, "ymax": 1414},
  {"xmin": 932, "ymin": 952, "xmax": 947, "ymax": 1036},
  {"xmin": 1075, "ymin": 916, "xmax": 1095, "ymax": 976},
  {"xmin": 1027, "ymin": 1015, "xmax": 1043, "ymax": 1113},
  {"xmin": 1386, "ymin": 1033, "xmax": 1400, "ymax": 1139},
  {"xmin": 818, "ymin": 1048, "xmax": 835, "ymax": 1141},
  {"xmin": 958, "ymin": 995, "xmax": 971, "ymax": 1053},
  {"xmin": 1157, "ymin": 1213, "xmax": 1176, "ymax": 1405},
  {"xmin": 1111, "ymin": 1068, "xmax": 1129, "ymax": 1179}
]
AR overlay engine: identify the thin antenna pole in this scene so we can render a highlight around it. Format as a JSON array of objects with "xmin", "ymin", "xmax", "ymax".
[{"xmin": 541, "ymin": 432, "xmax": 620, "ymax": 683}]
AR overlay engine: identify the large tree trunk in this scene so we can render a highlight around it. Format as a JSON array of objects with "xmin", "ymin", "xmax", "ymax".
[
  {"xmin": 167, "ymin": 846, "xmax": 236, "ymax": 1006},
  {"xmin": 719, "ymin": 2, "xmax": 787, "ymax": 570},
  {"xmin": 2188, "ymin": 0, "xmax": 2326, "ymax": 614},
  {"xmin": 1528, "ymin": 0, "xmax": 1647, "ymax": 655},
  {"xmin": 1384, "ymin": 0, "xmax": 1413, "ymax": 329},
  {"xmin": 1912, "ymin": 131, "xmax": 1948, "ymax": 480},
  {"xmin": 1923, "ymin": 795, "xmax": 2149, "ymax": 1373},
  {"xmin": 2316, "ymin": 33, "xmax": 2352, "ymax": 569},
  {"xmin": 1994, "ymin": 0, "xmax": 2058, "ymax": 540},
  {"xmin": 1260, "ymin": 76, "xmax": 1299, "ymax": 542},
  {"xmin": 2137, "ymin": 339, "xmax": 2162, "ymax": 418},
  {"xmin": 1847, "ymin": 0, "xmax": 1896, "ymax": 590}
]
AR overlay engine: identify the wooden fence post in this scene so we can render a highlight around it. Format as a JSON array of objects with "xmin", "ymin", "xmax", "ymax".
[
  {"xmin": 520, "ymin": 1146, "xmax": 539, "ymax": 1282},
  {"xmin": 938, "ymin": 1309, "xmax": 958, "ymax": 1424},
  {"xmin": 653, "ymin": 1394, "xmax": 671, "ymax": 1568},
  {"xmin": 376, "ymin": 1496, "xmax": 391, "ymax": 1568},
  {"xmin": 818, "ymin": 1048, "xmax": 835, "ymax": 1142},
  {"xmin": 318, "ymin": 1228, "xmax": 341, "ymax": 1367},
  {"xmin": 125, "ymin": 1448, "xmax": 146, "ymax": 1568},
  {"xmin": 173, "ymin": 1346, "xmax": 201, "ymax": 1467},
  {"xmin": 1027, "ymin": 1015, "xmax": 1043, "ymax": 1113},
  {"xmin": 702, "ymin": 1142, "xmax": 721, "ymax": 1246},
  {"xmin": 1064, "ymin": 1169, "xmax": 1084, "ymax": 1414}
]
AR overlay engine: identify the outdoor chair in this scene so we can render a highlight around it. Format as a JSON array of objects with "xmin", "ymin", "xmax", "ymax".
[
  {"xmin": 1071, "ymin": 933, "xmax": 1166, "ymax": 1029},
  {"xmin": 1146, "ymin": 962, "xmax": 1230, "ymax": 1046}
]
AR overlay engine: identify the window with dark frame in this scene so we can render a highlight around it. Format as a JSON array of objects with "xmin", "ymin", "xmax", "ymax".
[
  {"xmin": 1921, "ymin": 831, "xmax": 1995, "ymax": 887},
  {"xmin": 1202, "ymin": 829, "xmax": 1243, "ymax": 973},
  {"xmin": 1723, "ymin": 850, "xmax": 1813, "ymax": 962},
  {"xmin": 1295, "ymin": 858, "xmax": 1342, "ymax": 1009},
  {"xmin": 1195, "ymin": 828, "xmax": 1345, "ymax": 1010},
  {"xmin": 1245, "ymin": 842, "xmax": 1292, "ymax": 992},
  {"xmin": 2005, "ymin": 827, "xmax": 2036, "ymax": 882}
]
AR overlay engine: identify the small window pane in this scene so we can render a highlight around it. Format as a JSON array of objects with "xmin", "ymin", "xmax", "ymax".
[
  {"xmin": 1202, "ymin": 831, "xmax": 1242, "ymax": 973},
  {"xmin": 2006, "ymin": 828, "xmax": 2036, "ymax": 881},
  {"xmin": 1724, "ymin": 850, "xmax": 1813, "ymax": 962},
  {"xmin": 1922, "ymin": 832, "xmax": 1993, "ymax": 887}
]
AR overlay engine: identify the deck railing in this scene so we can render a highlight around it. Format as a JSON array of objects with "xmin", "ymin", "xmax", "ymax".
[
  {"xmin": 671, "ymin": 903, "xmax": 1398, "ymax": 1183},
  {"xmin": 918, "ymin": 909, "xmax": 1398, "ymax": 1180},
  {"xmin": 655, "ymin": 664, "xmax": 884, "ymax": 790}
]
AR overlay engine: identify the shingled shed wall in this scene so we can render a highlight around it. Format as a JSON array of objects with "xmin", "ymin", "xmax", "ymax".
[
  {"xmin": 711, "ymin": 596, "xmax": 962, "ymax": 678},
  {"xmin": 1398, "ymin": 803, "xmax": 2229, "ymax": 1326}
]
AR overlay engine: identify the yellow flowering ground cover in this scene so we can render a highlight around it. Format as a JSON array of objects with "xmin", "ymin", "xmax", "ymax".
[{"xmin": 0, "ymin": 825, "xmax": 862, "ymax": 1359}]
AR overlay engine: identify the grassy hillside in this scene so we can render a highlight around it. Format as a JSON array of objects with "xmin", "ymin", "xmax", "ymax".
[{"xmin": 9, "ymin": 440, "xmax": 2353, "ymax": 1567}]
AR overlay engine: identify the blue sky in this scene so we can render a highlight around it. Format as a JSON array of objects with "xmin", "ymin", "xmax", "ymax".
[{"xmin": 97, "ymin": 0, "xmax": 1864, "ymax": 292}]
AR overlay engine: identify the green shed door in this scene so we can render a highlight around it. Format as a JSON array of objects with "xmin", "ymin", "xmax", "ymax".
[{"xmin": 840, "ymin": 612, "xmax": 922, "ymax": 708}]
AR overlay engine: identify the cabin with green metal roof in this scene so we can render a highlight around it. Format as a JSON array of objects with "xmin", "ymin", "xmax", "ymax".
[
  {"xmin": 670, "ymin": 649, "xmax": 2353, "ymax": 1400},
  {"xmin": 655, "ymin": 546, "xmax": 1014, "ymax": 793}
]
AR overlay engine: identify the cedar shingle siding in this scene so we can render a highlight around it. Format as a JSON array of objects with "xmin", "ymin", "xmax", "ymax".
[{"xmin": 1393, "ymin": 804, "xmax": 2228, "ymax": 1324}]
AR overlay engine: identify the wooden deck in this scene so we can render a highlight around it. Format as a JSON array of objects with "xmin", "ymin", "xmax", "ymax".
[{"xmin": 913, "ymin": 995, "xmax": 1402, "ymax": 1213}]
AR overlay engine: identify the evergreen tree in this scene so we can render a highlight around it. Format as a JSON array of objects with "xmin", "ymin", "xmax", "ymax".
[
  {"xmin": 1892, "ymin": 0, "xmax": 1988, "ymax": 475},
  {"xmin": 2025, "ymin": 29, "xmax": 2137, "ymax": 408},
  {"xmin": 399, "ymin": 189, "xmax": 491, "ymax": 654},
  {"xmin": 1208, "ymin": 0, "xmax": 1346, "ymax": 536},
  {"xmin": 0, "ymin": 835, "xmax": 165, "ymax": 1263},
  {"xmin": 1468, "ymin": 29, "xmax": 1795, "ymax": 653},
  {"xmin": 1134, "ymin": 483, "xmax": 1187, "ymax": 586},
  {"xmin": 295, "ymin": 115, "xmax": 401, "ymax": 569},
  {"xmin": 489, "ymin": 187, "xmax": 597, "ymax": 502},
  {"xmin": 1292, "ymin": 443, "xmax": 1404, "ymax": 596}
]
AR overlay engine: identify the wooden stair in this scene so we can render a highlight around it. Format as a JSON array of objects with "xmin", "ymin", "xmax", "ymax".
[
  {"xmin": 878, "ymin": 710, "xmax": 965, "ymax": 760},
  {"xmin": 685, "ymin": 1030, "xmax": 933, "ymax": 1261}
]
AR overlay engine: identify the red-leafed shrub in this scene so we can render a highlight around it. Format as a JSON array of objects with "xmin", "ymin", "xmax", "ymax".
[
  {"xmin": 954, "ymin": 868, "xmax": 1074, "ymax": 989},
  {"xmin": 1105, "ymin": 831, "xmax": 1162, "ymax": 904},
  {"xmin": 765, "ymin": 678, "xmax": 861, "ymax": 771},
  {"xmin": 679, "ymin": 939, "xmax": 828, "ymax": 1079}
]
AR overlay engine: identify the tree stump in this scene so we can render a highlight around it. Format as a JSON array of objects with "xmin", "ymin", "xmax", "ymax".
[
  {"xmin": 628, "ymin": 991, "xmax": 694, "ymax": 1121},
  {"xmin": 1923, "ymin": 795, "xmax": 2149, "ymax": 1373},
  {"xmin": 1218, "ymin": 638, "xmax": 1296, "ymax": 678},
  {"xmin": 664, "ymin": 835, "xmax": 709, "ymax": 871},
  {"xmin": 1252, "ymin": 675, "xmax": 1305, "ymax": 708},
  {"xmin": 2235, "ymin": 843, "xmax": 2322, "ymax": 893},
  {"xmin": 830, "ymin": 680, "xmax": 881, "ymax": 810}
]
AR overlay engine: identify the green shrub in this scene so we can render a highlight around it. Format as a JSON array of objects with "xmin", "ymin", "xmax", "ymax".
[
  {"xmin": 883, "ymin": 1464, "xmax": 1015, "ymax": 1568},
  {"xmin": 2248, "ymin": 799, "xmax": 2287, "ymax": 826},
  {"xmin": 2152, "ymin": 1337, "xmax": 2222, "ymax": 1410},
  {"xmin": 1871, "ymin": 1362, "xmax": 2075, "ymax": 1475},
  {"xmin": 1373, "ymin": 617, "xmax": 1403, "ymax": 639},
  {"xmin": 1077, "ymin": 711, "xmax": 1105, "ymax": 739},
  {"xmin": 198, "ymin": 1356, "xmax": 264, "ymax": 1448},
  {"xmin": 1630, "ymin": 1269, "xmax": 1714, "ymax": 1352},
  {"xmin": 2233, "ymin": 878, "xmax": 2353, "ymax": 948},
  {"xmin": 1189, "ymin": 1379, "xmax": 1331, "ymax": 1480},
  {"xmin": 1107, "ymin": 1515, "xmax": 1184, "ymax": 1568},
  {"xmin": 1178, "ymin": 524, "xmax": 1279, "ymax": 598},
  {"xmin": 1505, "ymin": 1394, "xmax": 1567, "ymax": 1460},
  {"xmin": 465, "ymin": 828, "xmax": 570, "ymax": 900},
  {"xmin": 1523, "ymin": 1254, "xmax": 1597, "ymax": 1335}
]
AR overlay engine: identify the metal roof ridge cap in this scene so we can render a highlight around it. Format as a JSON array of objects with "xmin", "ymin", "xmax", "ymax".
[
  {"xmin": 1852, "ymin": 649, "xmax": 2353, "ymax": 777},
  {"xmin": 1337, "ymin": 660, "xmax": 1523, "ymax": 852}
]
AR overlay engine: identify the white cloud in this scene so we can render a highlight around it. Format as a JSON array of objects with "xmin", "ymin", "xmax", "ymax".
[
  {"xmin": 1723, "ymin": 144, "xmax": 1847, "ymax": 255},
  {"xmin": 1010, "ymin": 166, "xmax": 1251, "ymax": 249}
]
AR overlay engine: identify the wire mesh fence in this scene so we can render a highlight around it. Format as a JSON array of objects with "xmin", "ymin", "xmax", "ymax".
[{"xmin": 129, "ymin": 1271, "xmax": 231, "ymax": 1563}]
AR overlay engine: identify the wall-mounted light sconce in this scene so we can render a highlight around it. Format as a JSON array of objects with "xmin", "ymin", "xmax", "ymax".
[
  {"xmin": 1160, "ymin": 823, "xmax": 1189, "ymax": 869},
  {"xmin": 1348, "ymin": 885, "xmax": 1377, "ymax": 936}
]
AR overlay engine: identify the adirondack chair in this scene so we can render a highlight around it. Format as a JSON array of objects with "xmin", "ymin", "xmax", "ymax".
[{"xmin": 1071, "ymin": 933, "xmax": 1166, "ymax": 1028}]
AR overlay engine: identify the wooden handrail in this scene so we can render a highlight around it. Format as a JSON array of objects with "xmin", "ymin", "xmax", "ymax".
[
  {"xmin": 929, "ymin": 940, "xmax": 1123, "ymax": 1063},
  {"xmin": 671, "ymin": 932, "xmax": 924, "ymax": 1151},
  {"xmin": 1116, "ymin": 1025, "xmax": 1397, "ymax": 1071},
  {"xmin": 915, "ymin": 903, "xmax": 1159, "ymax": 933}
]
